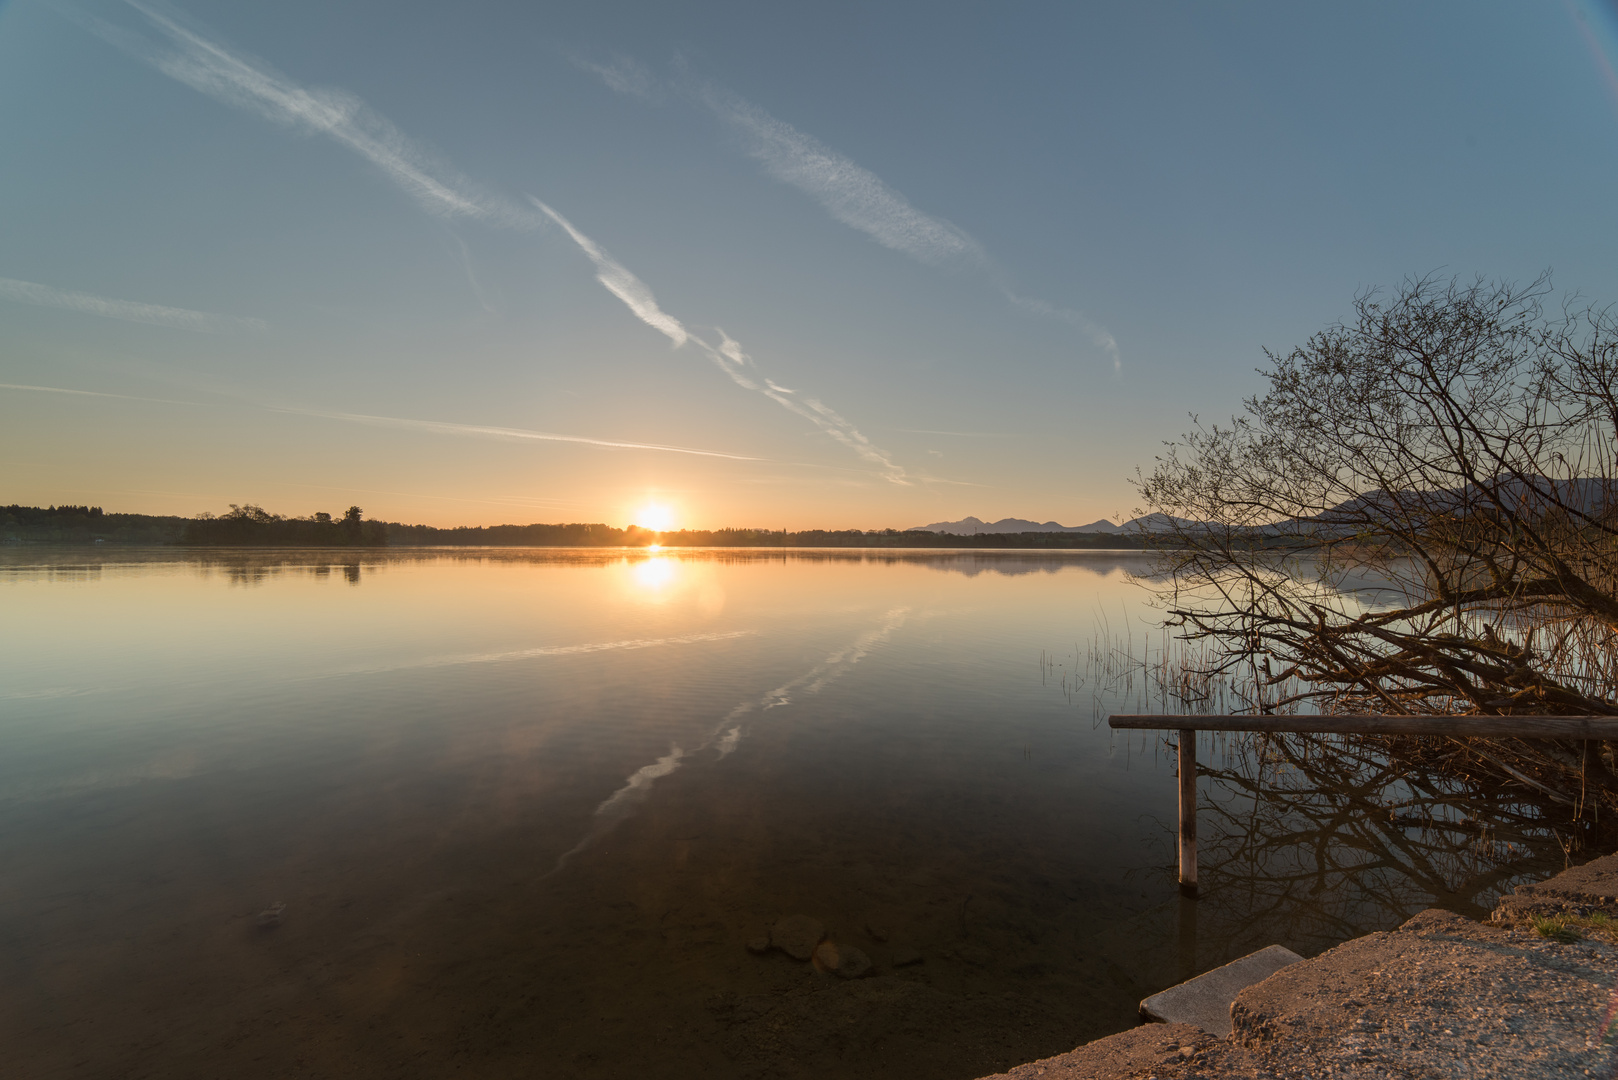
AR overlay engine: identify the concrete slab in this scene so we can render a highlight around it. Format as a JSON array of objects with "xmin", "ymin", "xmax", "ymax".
[{"xmin": 1138, "ymin": 944, "xmax": 1303, "ymax": 1036}]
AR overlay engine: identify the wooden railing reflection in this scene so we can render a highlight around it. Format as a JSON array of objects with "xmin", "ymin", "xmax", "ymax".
[{"xmin": 1108, "ymin": 714, "xmax": 1618, "ymax": 898}]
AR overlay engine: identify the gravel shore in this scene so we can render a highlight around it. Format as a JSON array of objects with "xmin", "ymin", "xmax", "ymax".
[{"xmin": 977, "ymin": 854, "xmax": 1618, "ymax": 1079}]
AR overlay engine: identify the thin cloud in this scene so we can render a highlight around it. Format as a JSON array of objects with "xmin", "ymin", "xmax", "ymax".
[
  {"xmin": 93, "ymin": 0, "xmax": 544, "ymax": 230},
  {"xmin": 87, "ymin": 3, "xmax": 913, "ymax": 481},
  {"xmin": 0, "ymin": 277, "xmax": 265, "ymax": 333},
  {"xmin": 703, "ymin": 86, "xmax": 1122, "ymax": 370},
  {"xmin": 450, "ymin": 232, "xmax": 496, "ymax": 313},
  {"xmin": 284, "ymin": 406, "xmax": 764, "ymax": 460},
  {"xmin": 698, "ymin": 84, "xmax": 985, "ymax": 270},
  {"xmin": 0, "ymin": 381, "xmax": 209, "ymax": 407},
  {"xmin": 529, "ymin": 198, "xmax": 910, "ymax": 484},
  {"xmin": 5, "ymin": 382, "xmax": 769, "ymax": 468},
  {"xmin": 579, "ymin": 61, "xmax": 1125, "ymax": 369},
  {"xmin": 571, "ymin": 53, "xmax": 663, "ymax": 104},
  {"xmin": 530, "ymin": 198, "xmax": 688, "ymax": 347},
  {"xmin": 284, "ymin": 480, "xmax": 578, "ymax": 511},
  {"xmin": 1004, "ymin": 291, "xmax": 1122, "ymax": 375},
  {"xmin": 695, "ymin": 84, "xmax": 1120, "ymax": 368}
]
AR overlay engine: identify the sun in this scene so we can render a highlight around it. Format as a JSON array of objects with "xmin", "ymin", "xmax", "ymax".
[{"xmin": 633, "ymin": 502, "xmax": 676, "ymax": 532}]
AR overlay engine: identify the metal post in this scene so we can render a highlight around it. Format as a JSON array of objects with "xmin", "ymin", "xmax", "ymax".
[{"xmin": 1178, "ymin": 728, "xmax": 1198, "ymax": 898}]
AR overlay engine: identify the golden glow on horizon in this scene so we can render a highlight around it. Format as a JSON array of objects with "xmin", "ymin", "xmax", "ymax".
[{"xmin": 632, "ymin": 502, "xmax": 676, "ymax": 532}]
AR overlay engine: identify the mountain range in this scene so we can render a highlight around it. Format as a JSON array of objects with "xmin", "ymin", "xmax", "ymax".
[{"xmin": 909, "ymin": 514, "xmax": 1189, "ymax": 535}]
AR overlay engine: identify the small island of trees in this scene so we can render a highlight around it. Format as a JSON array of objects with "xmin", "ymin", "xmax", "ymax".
[{"xmin": 178, "ymin": 504, "xmax": 389, "ymax": 547}]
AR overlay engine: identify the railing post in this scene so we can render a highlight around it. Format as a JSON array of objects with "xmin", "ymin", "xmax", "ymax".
[{"xmin": 1178, "ymin": 728, "xmax": 1198, "ymax": 898}]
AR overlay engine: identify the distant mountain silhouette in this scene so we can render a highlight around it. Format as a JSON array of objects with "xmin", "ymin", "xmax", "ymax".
[
  {"xmin": 1276, "ymin": 477, "xmax": 1618, "ymax": 538},
  {"xmin": 907, "ymin": 478, "xmax": 1618, "ymax": 544},
  {"xmin": 909, "ymin": 514, "xmax": 1192, "ymax": 535}
]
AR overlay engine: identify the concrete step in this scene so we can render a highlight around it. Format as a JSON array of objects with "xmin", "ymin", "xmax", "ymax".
[{"xmin": 1139, "ymin": 944, "xmax": 1304, "ymax": 1036}]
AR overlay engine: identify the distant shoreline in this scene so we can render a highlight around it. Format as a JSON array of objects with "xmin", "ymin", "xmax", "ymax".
[
  {"xmin": 2, "ymin": 538, "xmax": 1152, "ymax": 552},
  {"xmin": 3, "ymin": 504, "xmax": 1151, "ymax": 550}
]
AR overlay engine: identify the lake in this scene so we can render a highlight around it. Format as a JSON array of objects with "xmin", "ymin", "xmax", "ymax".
[{"xmin": 0, "ymin": 547, "xmax": 1568, "ymax": 1079}]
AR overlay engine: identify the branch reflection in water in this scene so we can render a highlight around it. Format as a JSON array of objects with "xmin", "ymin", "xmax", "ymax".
[
  {"xmin": 1170, "ymin": 731, "xmax": 1576, "ymax": 976},
  {"xmin": 1083, "ymin": 623, "xmax": 1599, "ymax": 985}
]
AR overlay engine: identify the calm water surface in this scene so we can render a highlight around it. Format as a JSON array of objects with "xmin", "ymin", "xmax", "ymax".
[{"xmin": 0, "ymin": 548, "xmax": 1566, "ymax": 1079}]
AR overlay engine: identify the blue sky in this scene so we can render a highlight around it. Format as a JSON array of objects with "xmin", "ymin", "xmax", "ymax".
[{"xmin": 3, "ymin": 0, "xmax": 1617, "ymax": 529}]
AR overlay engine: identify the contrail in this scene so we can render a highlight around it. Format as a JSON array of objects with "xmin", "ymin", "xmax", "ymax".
[
  {"xmin": 700, "ymin": 84, "xmax": 986, "ymax": 269},
  {"xmin": 92, "ymin": 0, "xmax": 542, "ymax": 230},
  {"xmin": 284, "ymin": 407, "xmax": 765, "ymax": 460},
  {"xmin": 583, "ymin": 62, "xmax": 1122, "ymax": 370},
  {"xmin": 529, "ymin": 198, "xmax": 909, "ymax": 483},
  {"xmin": 703, "ymin": 86, "xmax": 1122, "ymax": 372},
  {"xmin": 696, "ymin": 84, "xmax": 1121, "ymax": 370},
  {"xmin": 89, "ymin": 2, "xmax": 914, "ymax": 475},
  {"xmin": 450, "ymin": 232, "xmax": 496, "ymax": 313},
  {"xmin": 529, "ymin": 198, "xmax": 688, "ymax": 347},
  {"xmin": 571, "ymin": 53, "xmax": 662, "ymax": 104},
  {"xmin": 2, "ymin": 383, "xmax": 772, "ymax": 463},
  {"xmin": 0, "ymin": 277, "xmax": 265, "ymax": 334},
  {"xmin": 0, "ymin": 382, "xmax": 209, "ymax": 407},
  {"xmin": 1003, "ymin": 292, "xmax": 1122, "ymax": 376}
]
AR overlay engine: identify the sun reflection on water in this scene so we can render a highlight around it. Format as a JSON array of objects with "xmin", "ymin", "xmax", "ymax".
[{"xmin": 631, "ymin": 556, "xmax": 678, "ymax": 593}]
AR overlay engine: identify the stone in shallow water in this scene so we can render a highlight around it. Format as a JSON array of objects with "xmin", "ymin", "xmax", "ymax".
[
  {"xmin": 814, "ymin": 941, "xmax": 872, "ymax": 979},
  {"xmin": 890, "ymin": 946, "xmax": 923, "ymax": 967},
  {"xmin": 955, "ymin": 943, "xmax": 994, "ymax": 967},
  {"xmin": 745, "ymin": 936, "xmax": 770, "ymax": 955},
  {"xmin": 770, "ymin": 915, "xmax": 825, "ymax": 960}
]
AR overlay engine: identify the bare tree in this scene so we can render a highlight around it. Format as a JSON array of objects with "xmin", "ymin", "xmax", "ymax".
[{"xmin": 1135, "ymin": 274, "xmax": 1618, "ymax": 817}]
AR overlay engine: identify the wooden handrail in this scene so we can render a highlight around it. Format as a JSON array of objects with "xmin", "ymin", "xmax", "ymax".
[
  {"xmin": 1109, "ymin": 714, "xmax": 1618, "ymax": 738},
  {"xmin": 1105, "ymin": 713, "xmax": 1618, "ymax": 898}
]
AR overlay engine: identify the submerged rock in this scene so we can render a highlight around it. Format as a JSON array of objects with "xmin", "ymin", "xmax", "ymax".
[
  {"xmin": 813, "ymin": 941, "xmax": 872, "ymax": 979},
  {"xmin": 745, "ymin": 935, "xmax": 771, "ymax": 955},
  {"xmin": 770, "ymin": 915, "xmax": 825, "ymax": 961},
  {"xmin": 890, "ymin": 946, "xmax": 923, "ymax": 967},
  {"xmin": 955, "ymin": 943, "xmax": 994, "ymax": 967}
]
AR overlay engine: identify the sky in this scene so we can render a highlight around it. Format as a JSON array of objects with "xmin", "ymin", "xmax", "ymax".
[{"xmin": 3, "ymin": 0, "xmax": 1618, "ymax": 530}]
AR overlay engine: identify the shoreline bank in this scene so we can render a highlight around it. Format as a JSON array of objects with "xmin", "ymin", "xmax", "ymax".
[{"xmin": 978, "ymin": 854, "xmax": 1618, "ymax": 1078}]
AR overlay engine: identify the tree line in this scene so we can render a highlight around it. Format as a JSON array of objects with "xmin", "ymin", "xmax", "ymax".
[
  {"xmin": 180, "ymin": 504, "xmax": 388, "ymax": 547},
  {"xmin": 4, "ymin": 505, "xmax": 1145, "ymax": 549},
  {"xmin": 1, "ymin": 504, "xmax": 188, "ymax": 545},
  {"xmin": 391, "ymin": 524, "xmax": 1141, "ymax": 548}
]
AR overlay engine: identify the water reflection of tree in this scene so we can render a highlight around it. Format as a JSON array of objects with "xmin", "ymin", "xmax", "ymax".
[
  {"xmin": 1184, "ymin": 731, "xmax": 1595, "ymax": 959},
  {"xmin": 1082, "ymin": 573, "xmax": 1614, "ymax": 953},
  {"xmin": 1134, "ymin": 276, "xmax": 1618, "ymax": 816}
]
